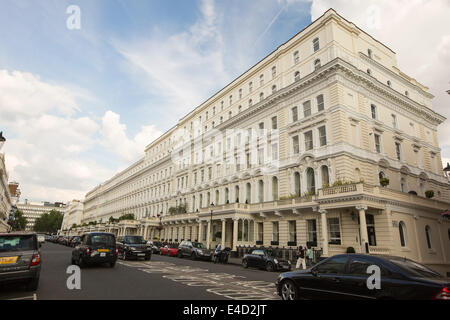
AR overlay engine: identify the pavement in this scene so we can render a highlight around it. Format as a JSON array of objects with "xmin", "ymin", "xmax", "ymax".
[{"xmin": 0, "ymin": 242, "xmax": 282, "ymax": 300}]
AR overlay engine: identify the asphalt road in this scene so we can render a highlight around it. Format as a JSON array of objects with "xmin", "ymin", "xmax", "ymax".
[{"xmin": 0, "ymin": 242, "xmax": 282, "ymax": 300}]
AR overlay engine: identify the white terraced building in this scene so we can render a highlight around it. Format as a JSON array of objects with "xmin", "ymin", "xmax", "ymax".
[{"xmin": 74, "ymin": 9, "xmax": 450, "ymax": 277}]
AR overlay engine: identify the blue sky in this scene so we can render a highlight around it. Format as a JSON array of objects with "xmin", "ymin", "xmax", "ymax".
[{"xmin": 0, "ymin": 0, "xmax": 449, "ymax": 203}]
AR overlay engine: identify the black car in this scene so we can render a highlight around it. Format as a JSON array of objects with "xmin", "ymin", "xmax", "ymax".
[
  {"xmin": 178, "ymin": 241, "xmax": 212, "ymax": 260},
  {"xmin": 276, "ymin": 254, "xmax": 450, "ymax": 300},
  {"xmin": 243, "ymin": 248, "xmax": 291, "ymax": 272},
  {"xmin": 149, "ymin": 241, "xmax": 163, "ymax": 254},
  {"xmin": 117, "ymin": 235, "xmax": 151, "ymax": 261},
  {"xmin": 0, "ymin": 232, "xmax": 41, "ymax": 291},
  {"xmin": 71, "ymin": 232, "xmax": 117, "ymax": 268}
]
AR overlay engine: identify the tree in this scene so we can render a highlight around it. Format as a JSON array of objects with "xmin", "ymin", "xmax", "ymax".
[
  {"xmin": 9, "ymin": 209, "xmax": 27, "ymax": 231},
  {"xmin": 33, "ymin": 209, "xmax": 64, "ymax": 234}
]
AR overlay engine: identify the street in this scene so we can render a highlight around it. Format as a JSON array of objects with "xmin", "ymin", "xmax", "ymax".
[{"xmin": 0, "ymin": 242, "xmax": 281, "ymax": 300}]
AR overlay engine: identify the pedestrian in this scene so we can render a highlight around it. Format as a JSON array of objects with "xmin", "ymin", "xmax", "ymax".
[
  {"xmin": 295, "ymin": 245, "xmax": 306, "ymax": 269},
  {"xmin": 306, "ymin": 245, "xmax": 314, "ymax": 267}
]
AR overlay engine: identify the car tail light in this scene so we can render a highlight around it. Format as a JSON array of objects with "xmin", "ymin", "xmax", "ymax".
[
  {"xmin": 115, "ymin": 248, "xmax": 118, "ymax": 255},
  {"xmin": 86, "ymin": 248, "xmax": 90, "ymax": 256},
  {"xmin": 433, "ymin": 287, "xmax": 450, "ymax": 300},
  {"xmin": 30, "ymin": 253, "xmax": 40, "ymax": 266}
]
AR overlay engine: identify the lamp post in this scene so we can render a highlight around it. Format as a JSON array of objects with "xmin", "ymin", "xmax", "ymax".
[
  {"xmin": 157, "ymin": 211, "xmax": 163, "ymax": 240},
  {"xmin": 0, "ymin": 132, "xmax": 5, "ymax": 151},
  {"xmin": 210, "ymin": 203, "xmax": 214, "ymax": 249}
]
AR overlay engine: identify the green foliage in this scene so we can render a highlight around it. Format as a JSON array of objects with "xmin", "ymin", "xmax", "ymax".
[
  {"xmin": 168, "ymin": 205, "xmax": 187, "ymax": 214},
  {"xmin": 425, "ymin": 190, "xmax": 434, "ymax": 198},
  {"xmin": 379, "ymin": 177, "xmax": 390, "ymax": 187},
  {"xmin": 119, "ymin": 213, "xmax": 135, "ymax": 221},
  {"xmin": 9, "ymin": 209, "xmax": 27, "ymax": 231},
  {"xmin": 33, "ymin": 209, "xmax": 63, "ymax": 234}
]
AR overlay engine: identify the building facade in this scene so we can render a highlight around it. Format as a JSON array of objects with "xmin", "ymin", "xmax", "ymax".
[
  {"xmin": 74, "ymin": 10, "xmax": 450, "ymax": 276},
  {"xmin": 18, "ymin": 200, "xmax": 65, "ymax": 231},
  {"xmin": 0, "ymin": 153, "xmax": 12, "ymax": 233},
  {"xmin": 60, "ymin": 200, "xmax": 84, "ymax": 233}
]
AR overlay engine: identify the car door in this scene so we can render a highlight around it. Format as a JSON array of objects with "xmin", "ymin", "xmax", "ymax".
[
  {"xmin": 339, "ymin": 256, "xmax": 379, "ymax": 300},
  {"xmin": 305, "ymin": 255, "xmax": 350, "ymax": 299}
]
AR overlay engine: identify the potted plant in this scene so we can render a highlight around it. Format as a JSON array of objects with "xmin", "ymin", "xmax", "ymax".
[
  {"xmin": 425, "ymin": 190, "xmax": 434, "ymax": 199},
  {"xmin": 379, "ymin": 177, "xmax": 390, "ymax": 187}
]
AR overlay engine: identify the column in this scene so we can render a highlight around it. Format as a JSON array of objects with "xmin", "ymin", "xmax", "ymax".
[
  {"xmin": 357, "ymin": 206, "xmax": 369, "ymax": 253},
  {"xmin": 221, "ymin": 219, "xmax": 226, "ymax": 248},
  {"xmin": 198, "ymin": 221, "xmax": 204, "ymax": 244},
  {"xmin": 206, "ymin": 220, "xmax": 211, "ymax": 249},
  {"xmin": 143, "ymin": 225, "xmax": 148, "ymax": 240},
  {"xmin": 232, "ymin": 218, "xmax": 238, "ymax": 251},
  {"xmin": 319, "ymin": 209, "xmax": 329, "ymax": 257}
]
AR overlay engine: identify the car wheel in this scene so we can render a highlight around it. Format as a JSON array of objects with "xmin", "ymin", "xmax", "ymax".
[
  {"xmin": 242, "ymin": 259, "xmax": 248, "ymax": 268},
  {"xmin": 281, "ymin": 280, "xmax": 298, "ymax": 300},
  {"xmin": 26, "ymin": 277, "xmax": 39, "ymax": 291},
  {"xmin": 266, "ymin": 262, "xmax": 274, "ymax": 272}
]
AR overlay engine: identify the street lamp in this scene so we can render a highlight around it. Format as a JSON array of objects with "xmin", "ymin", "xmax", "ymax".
[
  {"xmin": 157, "ymin": 211, "xmax": 163, "ymax": 240},
  {"xmin": 210, "ymin": 203, "xmax": 214, "ymax": 249},
  {"xmin": 0, "ymin": 132, "xmax": 6, "ymax": 151}
]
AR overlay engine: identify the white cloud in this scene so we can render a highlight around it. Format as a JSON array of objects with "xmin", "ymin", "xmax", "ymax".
[
  {"xmin": 100, "ymin": 110, "xmax": 162, "ymax": 162},
  {"xmin": 310, "ymin": 0, "xmax": 450, "ymax": 166},
  {"xmin": 0, "ymin": 69, "xmax": 113, "ymax": 203}
]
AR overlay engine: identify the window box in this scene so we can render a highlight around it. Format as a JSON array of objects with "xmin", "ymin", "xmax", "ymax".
[
  {"xmin": 287, "ymin": 241, "xmax": 297, "ymax": 247},
  {"xmin": 256, "ymin": 241, "xmax": 263, "ymax": 245},
  {"xmin": 306, "ymin": 241, "xmax": 317, "ymax": 247},
  {"xmin": 271, "ymin": 241, "xmax": 279, "ymax": 246}
]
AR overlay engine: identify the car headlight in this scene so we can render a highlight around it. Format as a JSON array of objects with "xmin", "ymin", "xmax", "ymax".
[
  {"xmin": 274, "ymin": 259, "xmax": 279, "ymax": 264},
  {"xmin": 130, "ymin": 247, "xmax": 136, "ymax": 251}
]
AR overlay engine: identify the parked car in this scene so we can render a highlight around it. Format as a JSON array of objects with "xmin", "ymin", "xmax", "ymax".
[
  {"xmin": 71, "ymin": 232, "xmax": 118, "ymax": 268},
  {"xmin": 149, "ymin": 241, "xmax": 163, "ymax": 254},
  {"xmin": 276, "ymin": 254, "xmax": 450, "ymax": 300},
  {"xmin": 160, "ymin": 244, "xmax": 179, "ymax": 257},
  {"xmin": 178, "ymin": 241, "xmax": 212, "ymax": 260},
  {"xmin": 0, "ymin": 232, "xmax": 41, "ymax": 291},
  {"xmin": 242, "ymin": 248, "xmax": 291, "ymax": 272},
  {"xmin": 37, "ymin": 234, "xmax": 46, "ymax": 243},
  {"xmin": 70, "ymin": 236, "xmax": 81, "ymax": 247},
  {"xmin": 116, "ymin": 235, "xmax": 151, "ymax": 261}
]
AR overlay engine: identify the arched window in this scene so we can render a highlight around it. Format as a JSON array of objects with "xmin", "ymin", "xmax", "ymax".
[
  {"xmin": 246, "ymin": 183, "xmax": 251, "ymax": 204},
  {"xmin": 235, "ymin": 185, "xmax": 240, "ymax": 203},
  {"xmin": 272, "ymin": 66, "xmax": 277, "ymax": 78},
  {"xmin": 368, "ymin": 49, "xmax": 373, "ymax": 59},
  {"xmin": 321, "ymin": 166, "xmax": 329, "ymax": 187},
  {"xmin": 399, "ymin": 221, "xmax": 406, "ymax": 247},
  {"xmin": 294, "ymin": 71, "xmax": 300, "ymax": 82},
  {"xmin": 294, "ymin": 172, "xmax": 301, "ymax": 196},
  {"xmin": 272, "ymin": 85, "xmax": 277, "ymax": 94},
  {"xmin": 225, "ymin": 188, "xmax": 229, "ymax": 204},
  {"xmin": 258, "ymin": 180, "xmax": 264, "ymax": 202},
  {"xmin": 425, "ymin": 226, "xmax": 432, "ymax": 249},
  {"xmin": 248, "ymin": 99, "xmax": 253, "ymax": 107},
  {"xmin": 272, "ymin": 176, "xmax": 279, "ymax": 200},
  {"xmin": 387, "ymin": 80, "xmax": 391, "ymax": 87},
  {"xmin": 313, "ymin": 37, "xmax": 320, "ymax": 52},
  {"xmin": 354, "ymin": 168, "xmax": 361, "ymax": 181},
  {"xmin": 259, "ymin": 92, "xmax": 264, "ymax": 101},
  {"xmin": 238, "ymin": 105, "xmax": 242, "ymax": 113},
  {"xmin": 306, "ymin": 168, "xmax": 315, "ymax": 194},
  {"xmin": 228, "ymin": 111, "xmax": 232, "ymax": 119}
]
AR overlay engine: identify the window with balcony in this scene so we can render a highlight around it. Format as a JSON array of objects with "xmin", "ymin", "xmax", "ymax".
[
  {"xmin": 288, "ymin": 221, "xmax": 297, "ymax": 243},
  {"xmin": 272, "ymin": 222, "xmax": 279, "ymax": 243}
]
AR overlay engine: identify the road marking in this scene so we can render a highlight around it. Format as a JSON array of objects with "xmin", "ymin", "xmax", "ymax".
[
  {"xmin": 7, "ymin": 295, "xmax": 34, "ymax": 300},
  {"xmin": 119, "ymin": 260, "xmax": 279, "ymax": 300}
]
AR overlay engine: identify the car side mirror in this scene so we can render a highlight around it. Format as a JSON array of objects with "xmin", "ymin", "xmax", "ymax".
[{"xmin": 311, "ymin": 268, "xmax": 318, "ymax": 277}]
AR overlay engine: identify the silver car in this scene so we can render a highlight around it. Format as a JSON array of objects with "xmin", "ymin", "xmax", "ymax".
[{"xmin": 0, "ymin": 232, "xmax": 41, "ymax": 291}]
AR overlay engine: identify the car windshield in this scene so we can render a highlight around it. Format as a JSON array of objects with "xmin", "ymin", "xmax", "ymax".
[
  {"xmin": 389, "ymin": 257, "xmax": 442, "ymax": 278},
  {"xmin": 124, "ymin": 236, "xmax": 145, "ymax": 244},
  {"xmin": 88, "ymin": 234, "xmax": 115, "ymax": 246},
  {"xmin": 0, "ymin": 235, "xmax": 37, "ymax": 252},
  {"xmin": 193, "ymin": 242, "xmax": 206, "ymax": 249}
]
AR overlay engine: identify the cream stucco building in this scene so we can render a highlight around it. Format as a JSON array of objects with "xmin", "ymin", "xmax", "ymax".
[
  {"xmin": 60, "ymin": 200, "xmax": 84, "ymax": 233},
  {"xmin": 0, "ymin": 153, "xmax": 12, "ymax": 233},
  {"xmin": 74, "ymin": 9, "xmax": 450, "ymax": 276}
]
